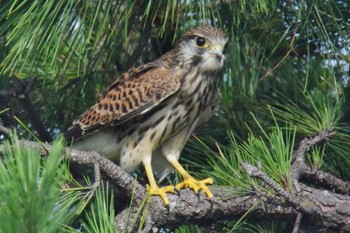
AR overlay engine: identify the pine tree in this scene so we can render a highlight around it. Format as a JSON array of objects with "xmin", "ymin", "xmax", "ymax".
[{"xmin": 1, "ymin": 1, "xmax": 350, "ymax": 232}]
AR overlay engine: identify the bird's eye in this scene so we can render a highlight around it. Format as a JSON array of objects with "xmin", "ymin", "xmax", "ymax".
[{"xmin": 195, "ymin": 37, "xmax": 206, "ymax": 47}]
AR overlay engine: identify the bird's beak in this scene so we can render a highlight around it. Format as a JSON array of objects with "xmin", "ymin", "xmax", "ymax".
[{"xmin": 210, "ymin": 45, "xmax": 225, "ymax": 62}]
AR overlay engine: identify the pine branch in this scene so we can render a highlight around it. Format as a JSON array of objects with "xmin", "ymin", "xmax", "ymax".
[
  {"xmin": 1, "ymin": 135, "xmax": 350, "ymax": 232},
  {"xmin": 290, "ymin": 129, "xmax": 350, "ymax": 195},
  {"xmin": 12, "ymin": 77, "xmax": 53, "ymax": 142},
  {"xmin": 302, "ymin": 169, "xmax": 350, "ymax": 195},
  {"xmin": 240, "ymin": 129, "xmax": 350, "ymax": 233},
  {"xmin": 290, "ymin": 128, "xmax": 336, "ymax": 192}
]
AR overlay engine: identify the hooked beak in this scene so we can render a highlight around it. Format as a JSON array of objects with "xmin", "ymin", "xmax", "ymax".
[{"xmin": 210, "ymin": 45, "xmax": 225, "ymax": 62}]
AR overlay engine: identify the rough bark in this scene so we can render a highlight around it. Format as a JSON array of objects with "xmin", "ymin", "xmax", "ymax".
[{"xmin": 1, "ymin": 130, "xmax": 350, "ymax": 232}]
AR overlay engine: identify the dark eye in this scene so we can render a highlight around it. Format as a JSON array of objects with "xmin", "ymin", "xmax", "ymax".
[{"xmin": 196, "ymin": 37, "xmax": 206, "ymax": 47}]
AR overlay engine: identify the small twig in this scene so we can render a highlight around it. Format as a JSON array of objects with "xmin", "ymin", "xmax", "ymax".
[
  {"xmin": 303, "ymin": 168, "xmax": 350, "ymax": 195},
  {"xmin": 12, "ymin": 77, "xmax": 53, "ymax": 142},
  {"xmin": 83, "ymin": 162, "xmax": 101, "ymax": 199},
  {"xmin": 295, "ymin": 129, "xmax": 335, "ymax": 161},
  {"xmin": 291, "ymin": 129, "xmax": 336, "ymax": 193},
  {"xmin": 93, "ymin": 162, "xmax": 101, "ymax": 189},
  {"xmin": 242, "ymin": 162, "xmax": 301, "ymax": 209},
  {"xmin": 291, "ymin": 213, "xmax": 302, "ymax": 233},
  {"xmin": 260, "ymin": 24, "xmax": 298, "ymax": 81}
]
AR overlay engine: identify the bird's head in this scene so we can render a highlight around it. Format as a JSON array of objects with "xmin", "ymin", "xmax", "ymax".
[{"xmin": 175, "ymin": 26, "xmax": 228, "ymax": 72}]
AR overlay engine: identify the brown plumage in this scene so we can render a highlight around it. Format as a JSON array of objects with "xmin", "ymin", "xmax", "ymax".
[{"xmin": 65, "ymin": 26, "xmax": 228, "ymax": 205}]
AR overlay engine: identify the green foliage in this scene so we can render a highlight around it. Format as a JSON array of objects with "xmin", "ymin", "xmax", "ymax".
[
  {"xmin": 269, "ymin": 89, "xmax": 343, "ymax": 134},
  {"xmin": 205, "ymin": 122, "xmax": 295, "ymax": 194},
  {"xmin": 269, "ymin": 88, "xmax": 350, "ymax": 177},
  {"xmin": 0, "ymin": 135, "xmax": 79, "ymax": 233},
  {"xmin": 1, "ymin": 0, "xmax": 350, "ymax": 232},
  {"xmin": 1, "ymin": 0, "xmax": 129, "ymax": 78},
  {"xmin": 80, "ymin": 183, "xmax": 116, "ymax": 233},
  {"xmin": 175, "ymin": 224, "xmax": 203, "ymax": 233}
]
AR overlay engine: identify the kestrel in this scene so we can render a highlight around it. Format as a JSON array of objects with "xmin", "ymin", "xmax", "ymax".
[{"xmin": 65, "ymin": 26, "xmax": 228, "ymax": 205}]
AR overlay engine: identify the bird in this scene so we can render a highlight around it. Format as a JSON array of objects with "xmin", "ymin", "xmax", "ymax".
[{"xmin": 65, "ymin": 26, "xmax": 228, "ymax": 205}]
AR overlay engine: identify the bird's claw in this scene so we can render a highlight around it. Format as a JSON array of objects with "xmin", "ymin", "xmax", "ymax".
[
  {"xmin": 175, "ymin": 177, "xmax": 214, "ymax": 199},
  {"xmin": 146, "ymin": 184, "xmax": 175, "ymax": 206}
]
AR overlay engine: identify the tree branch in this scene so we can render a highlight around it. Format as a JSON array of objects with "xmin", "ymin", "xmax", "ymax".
[
  {"xmin": 302, "ymin": 168, "xmax": 350, "ymax": 195},
  {"xmin": 115, "ymin": 186, "xmax": 297, "ymax": 232},
  {"xmin": 290, "ymin": 128, "xmax": 336, "ymax": 192},
  {"xmin": 1, "ymin": 130, "xmax": 350, "ymax": 232},
  {"xmin": 11, "ymin": 77, "xmax": 53, "ymax": 142},
  {"xmin": 239, "ymin": 129, "xmax": 350, "ymax": 233},
  {"xmin": 115, "ymin": 183, "xmax": 350, "ymax": 232},
  {"xmin": 242, "ymin": 162, "xmax": 303, "ymax": 211}
]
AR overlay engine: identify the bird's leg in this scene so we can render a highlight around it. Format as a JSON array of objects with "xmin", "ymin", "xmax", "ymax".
[
  {"xmin": 143, "ymin": 157, "xmax": 175, "ymax": 205},
  {"xmin": 167, "ymin": 156, "xmax": 213, "ymax": 199}
]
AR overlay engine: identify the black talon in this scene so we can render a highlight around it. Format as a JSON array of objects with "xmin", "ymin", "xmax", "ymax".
[
  {"xmin": 174, "ymin": 188, "xmax": 181, "ymax": 196},
  {"xmin": 197, "ymin": 191, "xmax": 201, "ymax": 202},
  {"xmin": 165, "ymin": 203, "xmax": 170, "ymax": 214},
  {"xmin": 210, "ymin": 197, "xmax": 215, "ymax": 211}
]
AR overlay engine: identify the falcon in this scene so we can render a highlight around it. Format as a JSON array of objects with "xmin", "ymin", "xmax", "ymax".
[{"xmin": 65, "ymin": 26, "xmax": 228, "ymax": 205}]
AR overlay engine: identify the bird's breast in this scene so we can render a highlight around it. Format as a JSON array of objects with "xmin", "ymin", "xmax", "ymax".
[{"xmin": 164, "ymin": 71, "xmax": 221, "ymax": 137}]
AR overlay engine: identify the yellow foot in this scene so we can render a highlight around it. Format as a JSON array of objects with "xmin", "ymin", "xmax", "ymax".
[
  {"xmin": 175, "ymin": 177, "xmax": 214, "ymax": 199},
  {"xmin": 146, "ymin": 185, "xmax": 175, "ymax": 205}
]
